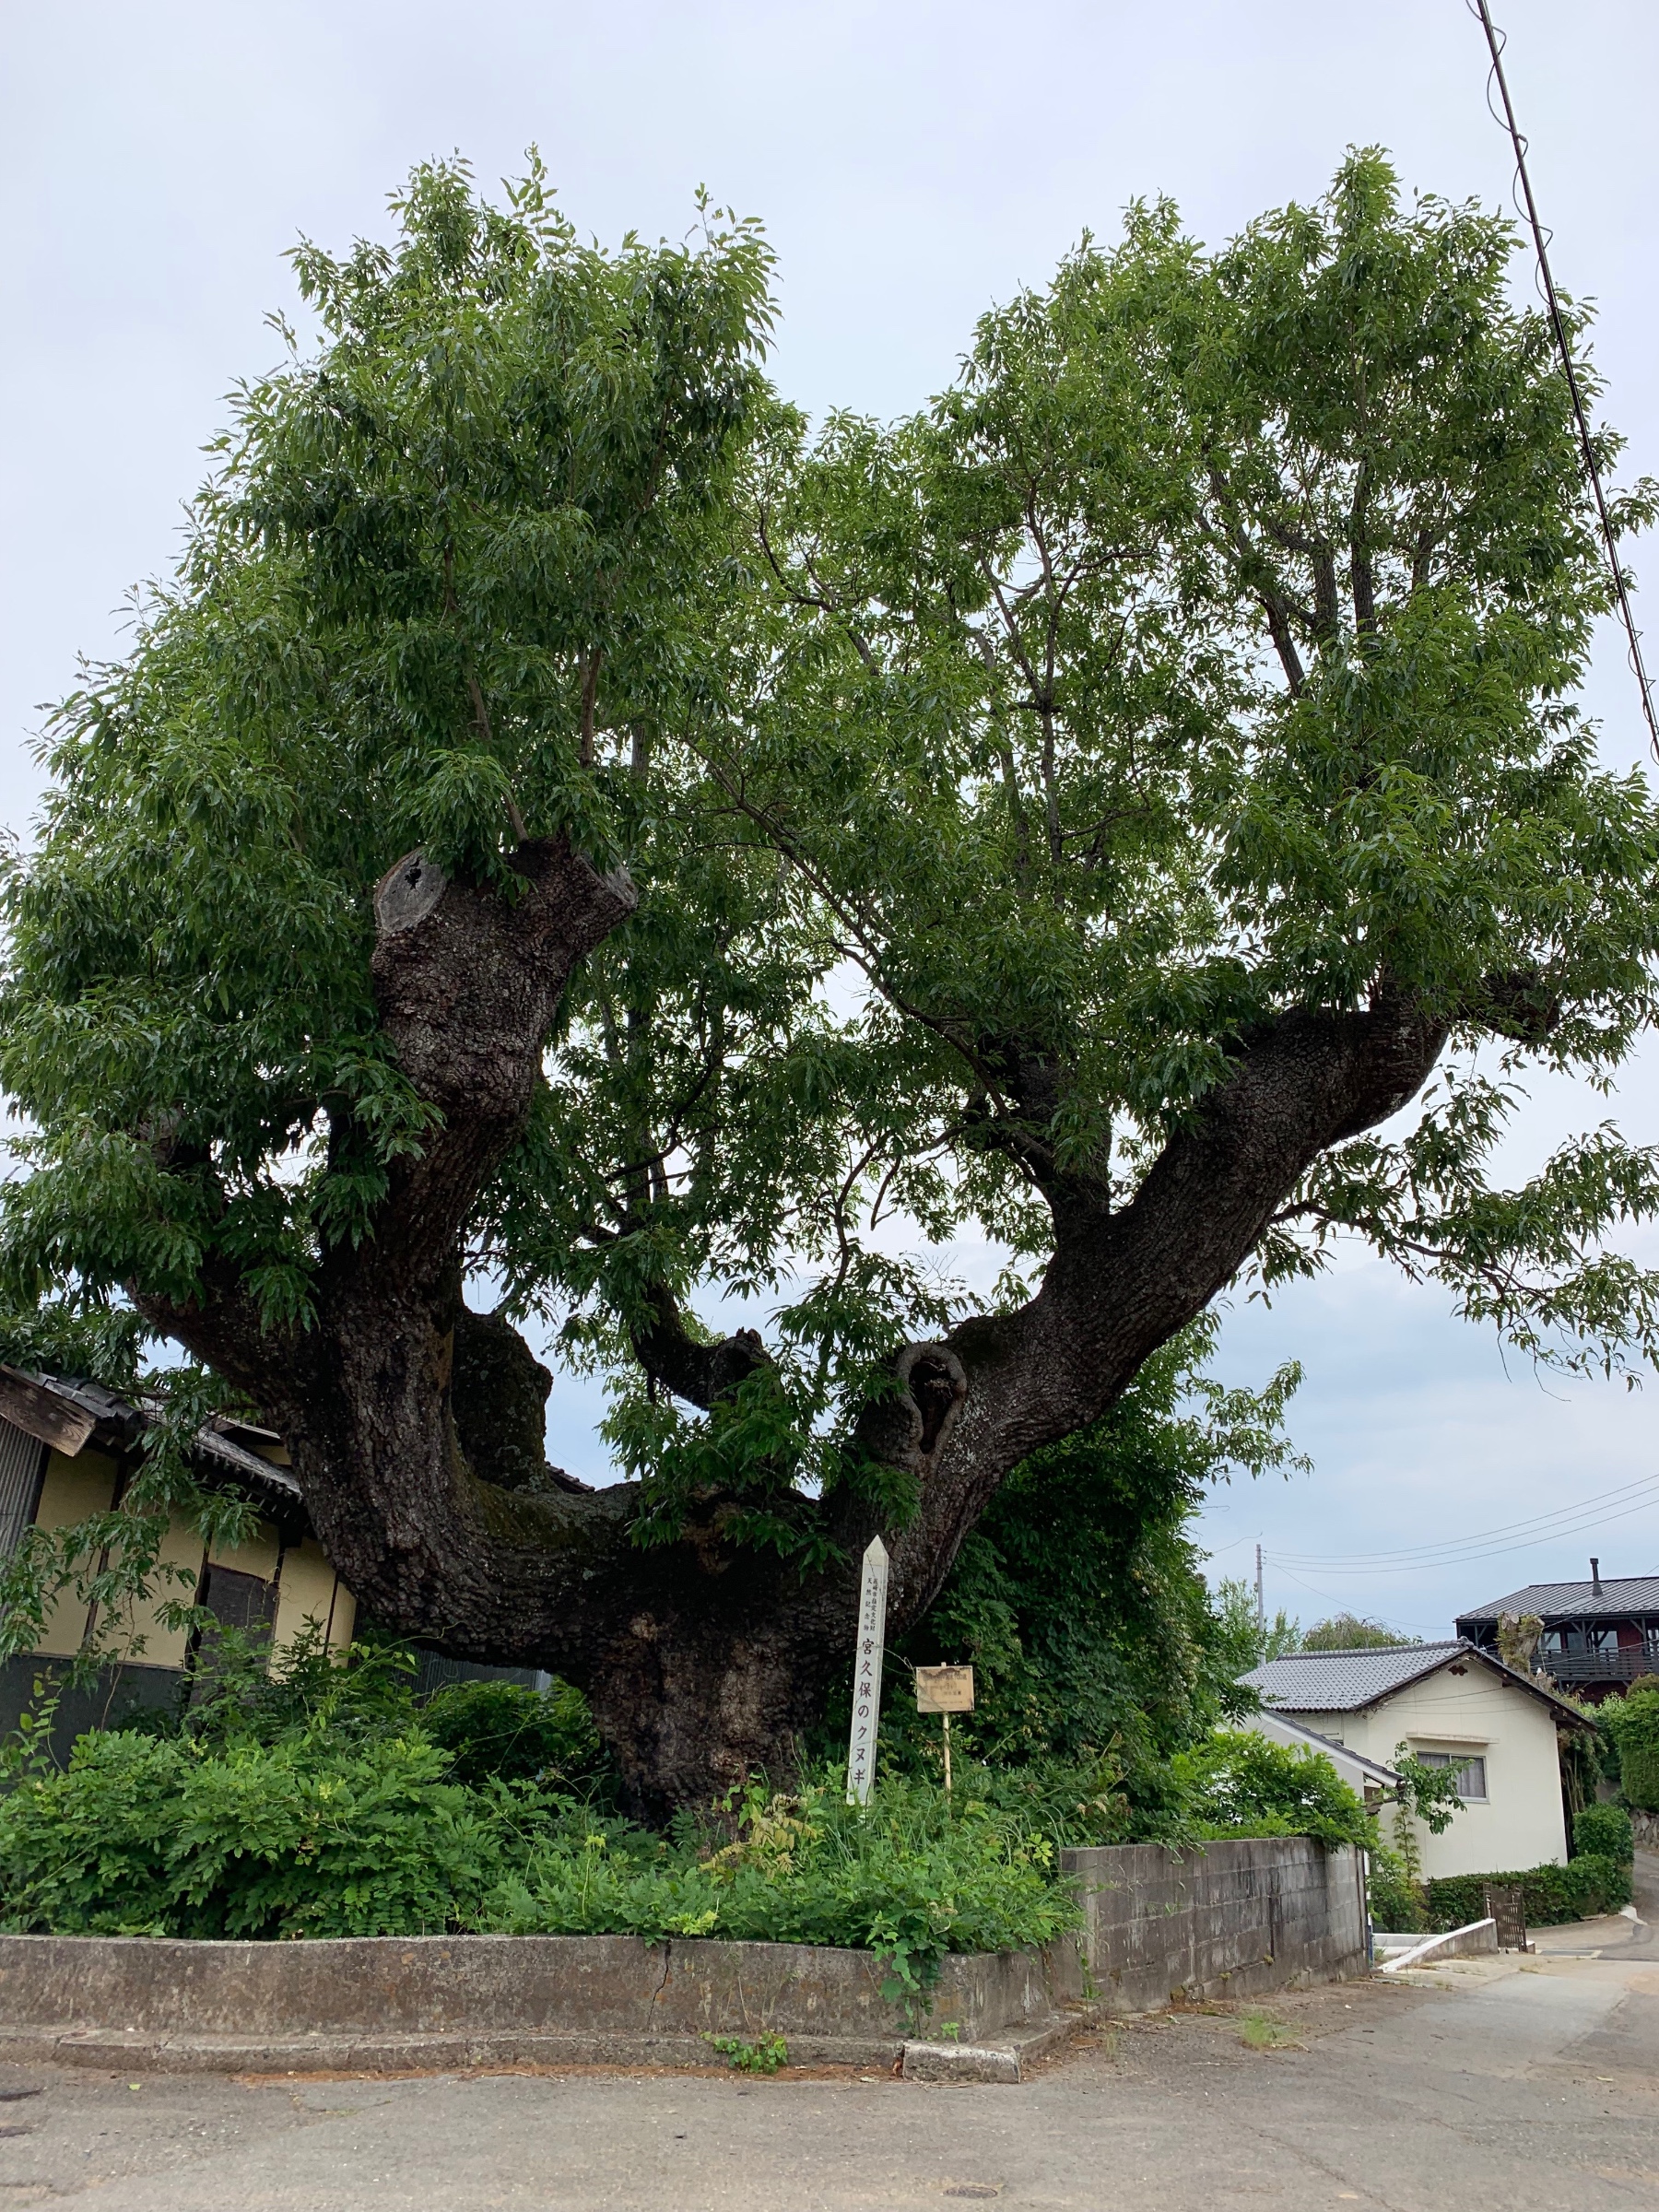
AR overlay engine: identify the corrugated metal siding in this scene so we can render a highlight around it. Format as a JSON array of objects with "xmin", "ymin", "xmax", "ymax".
[{"xmin": 0, "ymin": 1418, "xmax": 45, "ymax": 1559}]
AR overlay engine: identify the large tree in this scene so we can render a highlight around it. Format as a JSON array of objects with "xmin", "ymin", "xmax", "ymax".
[{"xmin": 5, "ymin": 154, "xmax": 1659, "ymax": 1818}]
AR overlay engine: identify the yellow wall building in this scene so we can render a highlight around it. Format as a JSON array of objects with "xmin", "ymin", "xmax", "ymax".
[{"xmin": 0, "ymin": 1368, "xmax": 355, "ymax": 1712}]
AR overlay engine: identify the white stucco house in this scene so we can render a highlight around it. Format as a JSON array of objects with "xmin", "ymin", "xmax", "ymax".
[
  {"xmin": 1243, "ymin": 1707, "xmax": 1403, "ymax": 1806},
  {"xmin": 1241, "ymin": 1641, "xmax": 1591, "ymax": 1879}
]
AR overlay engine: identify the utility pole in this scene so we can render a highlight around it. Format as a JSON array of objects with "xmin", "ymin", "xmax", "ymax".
[{"xmin": 1255, "ymin": 1544, "xmax": 1265, "ymax": 1641}]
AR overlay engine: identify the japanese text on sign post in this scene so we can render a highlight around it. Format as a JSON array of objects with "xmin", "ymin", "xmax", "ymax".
[{"xmin": 845, "ymin": 1535, "xmax": 888, "ymax": 1806}]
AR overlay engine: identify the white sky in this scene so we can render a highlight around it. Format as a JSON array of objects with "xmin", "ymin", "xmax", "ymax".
[{"xmin": 5, "ymin": 0, "xmax": 1657, "ymax": 1637}]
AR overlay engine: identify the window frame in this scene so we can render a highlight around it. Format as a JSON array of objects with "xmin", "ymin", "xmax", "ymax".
[{"xmin": 1415, "ymin": 1748, "xmax": 1489, "ymax": 1803}]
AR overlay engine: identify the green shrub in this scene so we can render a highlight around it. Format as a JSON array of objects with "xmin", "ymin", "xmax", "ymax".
[
  {"xmin": 0, "ymin": 1727, "xmax": 513, "ymax": 1937},
  {"xmin": 1573, "ymin": 1802, "xmax": 1634, "ymax": 1864},
  {"xmin": 488, "ymin": 1778, "xmax": 1079, "ymax": 2003},
  {"xmin": 1601, "ymin": 1686, "xmax": 1659, "ymax": 1812},
  {"xmin": 706, "ymin": 2032, "xmax": 788, "ymax": 2075},
  {"xmin": 421, "ymin": 1678, "xmax": 608, "ymax": 1791},
  {"xmin": 1366, "ymin": 1851, "xmax": 1427, "ymax": 1934},
  {"xmin": 0, "ymin": 1735, "xmax": 1076, "ymax": 1992},
  {"xmin": 1423, "ymin": 1854, "xmax": 1631, "ymax": 1932},
  {"xmin": 124, "ymin": 1631, "xmax": 616, "ymax": 1795},
  {"xmin": 122, "ymin": 1623, "xmax": 423, "ymax": 1751},
  {"xmin": 1166, "ymin": 1732, "xmax": 1375, "ymax": 1850}
]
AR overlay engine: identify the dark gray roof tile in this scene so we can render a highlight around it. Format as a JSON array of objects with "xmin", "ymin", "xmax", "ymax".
[
  {"xmin": 1241, "ymin": 1639, "xmax": 1591, "ymax": 1727},
  {"xmin": 1242, "ymin": 1641, "xmax": 1465, "ymax": 1710},
  {"xmin": 1457, "ymin": 1577, "xmax": 1659, "ymax": 1623}
]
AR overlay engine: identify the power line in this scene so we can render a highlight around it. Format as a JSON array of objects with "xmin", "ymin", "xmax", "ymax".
[
  {"xmin": 1274, "ymin": 1471, "xmax": 1659, "ymax": 1566},
  {"xmin": 1273, "ymin": 1495, "xmax": 1659, "ymax": 1577},
  {"xmin": 1265, "ymin": 1559, "xmax": 1441, "ymax": 1637},
  {"xmin": 1467, "ymin": 0, "xmax": 1659, "ymax": 758}
]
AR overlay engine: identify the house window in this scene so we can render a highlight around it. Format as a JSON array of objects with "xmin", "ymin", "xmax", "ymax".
[
  {"xmin": 1418, "ymin": 1750, "xmax": 1488, "ymax": 1801},
  {"xmin": 198, "ymin": 1565, "xmax": 277, "ymax": 1634},
  {"xmin": 0, "ymin": 1419, "xmax": 46, "ymax": 1561}
]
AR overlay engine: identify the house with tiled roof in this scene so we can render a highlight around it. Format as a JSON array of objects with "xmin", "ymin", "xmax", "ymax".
[
  {"xmin": 1456, "ymin": 1563, "xmax": 1659, "ymax": 1697},
  {"xmin": 1242, "ymin": 1640, "xmax": 1591, "ymax": 1880}
]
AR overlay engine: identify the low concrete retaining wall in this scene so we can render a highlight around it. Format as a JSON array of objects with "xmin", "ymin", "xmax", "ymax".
[
  {"xmin": 1380, "ymin": 1917, "xmax": 1498, "ymax": 1972},
  {"xmin": 0, "ymin": 1838, "xmax": 1370, "ymax": 2077},
  {"xmin": 0, "ymin": 1932, "xmax": 1085, "ymax": 2080},
  {"xmin": 1059, "ymin": 1838, "xmax": 1368, "ymax": 2013}
]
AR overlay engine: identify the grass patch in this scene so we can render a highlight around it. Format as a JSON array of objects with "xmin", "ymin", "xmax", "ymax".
[{"xmin": 1237, "ymin": 2007, "xmax": 1299, "ymax": 2051}]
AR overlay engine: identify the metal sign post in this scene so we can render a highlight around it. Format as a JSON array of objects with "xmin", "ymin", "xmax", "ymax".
[
  {"xmin": 914, "ymin": 1664, "xmax": 975, "ymax": 1796},
  {"xmin": 845, "ymin": 1536, "xmax": 888, "ymax": 1806}
]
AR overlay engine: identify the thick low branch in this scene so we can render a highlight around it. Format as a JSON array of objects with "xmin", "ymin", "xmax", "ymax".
[
  {"xmin": 631, "ymin": 1282, "xmax": 771, "ymax": 1411},
  {"xmin": 138, "ymin": 834, "xmax": 639, "ymax": 1655},
  {"xmin": 867, "ymin": 988, "xmax": 1448, "ymax": 1629}
]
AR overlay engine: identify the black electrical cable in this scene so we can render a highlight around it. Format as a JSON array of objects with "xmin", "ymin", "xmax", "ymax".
[
  {"xmin": 1271, "ymin": 1491, "xmax": 1659, "ymax": 1577},
  {"xmin": 1275, "ymin": 1471, "xmax": 1659, "ymax": 1567},
  {"xmin": 1467, "ymin": 0, "xmax": 1659, "ymax": 759}
]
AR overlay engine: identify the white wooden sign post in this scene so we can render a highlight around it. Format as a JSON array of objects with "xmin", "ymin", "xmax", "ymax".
[{"xmin": 845, "ymin": 1535, "xmax": 888, "ymax": 1806}]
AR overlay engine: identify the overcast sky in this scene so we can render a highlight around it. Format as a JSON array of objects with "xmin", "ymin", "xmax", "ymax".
[{"xmin": 5, "ymin": 0, "xmax": 1657, "ymax": 1639}]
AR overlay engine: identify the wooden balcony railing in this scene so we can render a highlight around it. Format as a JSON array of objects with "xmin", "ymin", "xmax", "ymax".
[{"xmin": 1542, "ymin": 1648, "xmax": 1659, "ymax": 1684}]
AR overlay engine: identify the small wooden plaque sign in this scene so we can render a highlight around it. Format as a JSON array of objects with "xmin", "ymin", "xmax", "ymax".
[{"xmin": 914, "ymin": 1664, "xmax": 974, "ymax": 1714}]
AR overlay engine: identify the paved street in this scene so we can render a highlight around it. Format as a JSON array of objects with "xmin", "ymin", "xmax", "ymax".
[{"xmin": 1, "ymin": 1945, "xmax": 1657, "ymax": 2210}]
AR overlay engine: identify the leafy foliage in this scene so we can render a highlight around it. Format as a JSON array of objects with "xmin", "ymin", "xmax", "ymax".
[
  {"xmin": 1211, "ymin": 1581, "xmax": 1304, "ymax": 1665},
  {"xmin": 2, "ymin": 153, "xmax": 1659, "ymax": 1822},
  {"xmin": 1425, "ymin": 1854, "xmax": 1631, "ymax": 1931},
  {"xmin": 0, "ymin": 1729, "xmax": 513, "ymax": 1938},
  {"xmin": 0, "ymin": 1715, "xmax": 1077, "ymax": 1985},
  {"xmin": 680, "ymin": 147, "xmax": 1659, "ymax": 1407},
  {"xmin": 0, "ymin": 147, "xmax": 1655, "ymax": 1571},
  {"xmin": 1555, "ymin": 1700, "xmax": 1615, "ymax": 1830},
  {"xmin": 488, "ymin": 1777, "xmax": 1077, "ymax": 2004},
  {"xmin": 421, "ymin": 1677, "xmax": 607, "ymax": 1792},
  {"xmin": 1367, "ymin": 1848, "xmax": 1428, "ymax": 1934},
  {"xmin": 1572, "ymin": 1801, "xmax": 1634, "ymax": 1865},
  {"xmin": 1599, "ymin": 1684, "xmax": 1659, "ymax": 1810},
  {"xmin": 706, "ymin": 2032, "xmax": 789, "ymax": 2074},
  {"xmin": 1300, "ymin": 1615, "xmax": 1418, "ymax": 1652},
  {"xmin": 0, "ymin": 154, "xmax": 775, "ymax": 1354},
  {"xmin": 1388, "ymin": 1747, "xmax": 1468, "ymax": 1836},
  {"xmin": 0, "ymin": 1630, "xmax": 1391, "ymax": 1967},
  {"xmin": 121, "ymin": 1624, "xmax": 423, "ymax": 1749},
  {"xmin": 877, "ymin": 1325, "xmax": 1302, "ymax": 1817},
  {"xmin": 1167, "ymin": 1733, "xmax": 1378, "ymax": 1850}
]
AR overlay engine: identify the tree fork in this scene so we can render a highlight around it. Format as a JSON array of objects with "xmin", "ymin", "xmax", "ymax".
[{"xmin": 138, "ymin": 945, "xmax": 1449, "ymax": 1818}]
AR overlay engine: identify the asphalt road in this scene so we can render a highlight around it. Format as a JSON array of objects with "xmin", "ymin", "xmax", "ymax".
[{"xmin": 2, "ymin": 1946, "xmax": 1657, "ymax": 2211}]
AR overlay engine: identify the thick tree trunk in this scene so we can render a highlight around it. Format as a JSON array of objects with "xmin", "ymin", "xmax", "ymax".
[{"xmin": 138, "ymin": 840, "xmax": 1451, "ymax": 1819}]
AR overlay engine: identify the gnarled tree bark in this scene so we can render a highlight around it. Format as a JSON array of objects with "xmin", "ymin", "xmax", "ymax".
[{"xmin": 137, "ymin": 839, "xmax": 1452, "ymax": 1819}]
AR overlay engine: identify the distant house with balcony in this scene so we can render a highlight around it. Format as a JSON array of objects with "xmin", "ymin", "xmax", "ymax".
[{"xmin": 1455, "ymin": 1562, "xmax": 1659, "ymax": 1700}]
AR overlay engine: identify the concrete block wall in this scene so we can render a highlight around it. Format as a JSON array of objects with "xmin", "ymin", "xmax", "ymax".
[
  {"xmin": 1059, "ymin": 1837, "xmax": 1368, "ymax": 2014},
  {"xmin": 0, "ymin": 1931, "xmax": 1082, "ymax": 2047}
]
